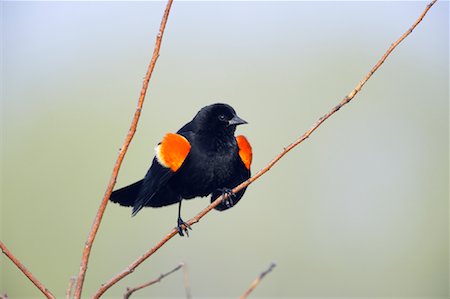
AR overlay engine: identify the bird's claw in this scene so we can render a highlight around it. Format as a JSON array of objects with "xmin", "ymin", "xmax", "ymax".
[
  {"xmin": 221, "ymin": 188, "xmax": 236, "ymax": 208},
  {"xmin": 176, "ymin": 217, "xmax": 192, "ymax": 237}
]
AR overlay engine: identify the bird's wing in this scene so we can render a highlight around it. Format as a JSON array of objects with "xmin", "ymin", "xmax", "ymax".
[
  {"xmin": 236, "ymin": 135, "xmax": 252, "ymax": 171},
  {"xmin": 132, "ymin": 133, "xmax": 191, "ymax": 215}
]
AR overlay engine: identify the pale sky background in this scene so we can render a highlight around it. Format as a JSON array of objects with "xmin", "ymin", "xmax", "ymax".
[{"xmin": 1, "ymin": 1, "xmax": 449, "ymax": 298}]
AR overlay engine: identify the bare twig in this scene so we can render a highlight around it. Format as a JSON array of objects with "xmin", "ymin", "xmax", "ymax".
[
  {"xmin": 94, "ymin": 230, "xmax": 179, "ymax": 298},
  {"xmin": 93, "ymin": 1, "xmax": 436, "ymax": 297},
  {"xmin": 0, "ymin": 241, "xmax": 55, "ymax": 299},
  {"xmin": 182, "ymin": 262, "xmax": 192, "ymax": 299},
  {"xmin": 239, "ymin": 263, "xmax": 276, "ymax": 299},
  {"xmin": 72, "ymin": 0, "xmax": 174, "ymax": 298},
  {"xmin": 66, "ymin": 276, "xmax": 76, "ymax": 299},
  {"xmin": 123, "ymin": 263, "xmax": 183, "ymax": 299}
]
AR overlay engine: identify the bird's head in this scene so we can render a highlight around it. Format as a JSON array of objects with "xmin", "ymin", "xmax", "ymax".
[{"xmin": 194, "ymin": 103, "xmax": 247, "ymax": 135}]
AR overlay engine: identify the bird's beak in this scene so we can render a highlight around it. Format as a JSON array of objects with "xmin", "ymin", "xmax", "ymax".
[{"xmin": 228, "ymin": 115, "xmax": 248, "ymax": 126}]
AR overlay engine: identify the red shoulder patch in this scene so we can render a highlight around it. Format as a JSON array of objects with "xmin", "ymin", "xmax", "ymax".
[
  {"xmin": 236, "ymin": 135, "xmax": 252, "ymax": 170},
  {"xmin": 155, "ymin": 133, "xmax": 191, "ymax": 172}
]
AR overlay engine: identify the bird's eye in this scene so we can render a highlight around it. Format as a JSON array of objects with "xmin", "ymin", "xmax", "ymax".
[{"xmin": 218, "ymin": 115, "xmax": 226, "ymax": 121}]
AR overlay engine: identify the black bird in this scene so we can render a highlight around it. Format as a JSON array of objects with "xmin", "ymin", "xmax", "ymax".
[{"xmin": 110, "ymin": 103, "xmax": 252, "ymax": 236}]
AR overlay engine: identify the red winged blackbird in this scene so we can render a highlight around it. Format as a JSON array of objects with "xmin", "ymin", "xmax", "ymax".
[{"xmin": 110, "ymin": 103, "xmax": 252, "ymax": 236}]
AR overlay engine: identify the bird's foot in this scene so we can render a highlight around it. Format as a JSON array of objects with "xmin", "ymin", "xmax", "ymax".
[
  {"xmin": 176, "ymin": 217, "xmax": 192, "ymax": 237},
  {"xmin": 220, "ymin": 188, "xmax": 236, "ymax": 208}
]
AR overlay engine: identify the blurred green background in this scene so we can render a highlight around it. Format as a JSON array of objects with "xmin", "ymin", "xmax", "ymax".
[{"xmin": 1, "ymin": 1, "xmax": 448, "ymax": 298}]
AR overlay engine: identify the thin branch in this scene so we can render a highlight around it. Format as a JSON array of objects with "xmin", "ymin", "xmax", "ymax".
[
  {"xmin": 93, "ymin": 1, "xmax": 436, "ymax": 297},
  {"xmin": 182, "ymin": 262, "xmax": 192, "ymax": 299},
  {"xmin": 66, "ymin": 276, "xmax": 76, "ymax": 299},
  {"xmin": 0, "ymin": 241, "xmax": 55, "ymax": 299},
  {"xmin": 187, "ymin": 0, "xmax": 439, "ymax": 225},
  {"xmin": 239, "ymin": 263, "xmax": 276, "ymax": 299},
  {"xmin": 72, "ymin": 0, "xmax": 174, "ymax": 298},
  {"xmin": 123, "ymin": 263, "xmax": 183, "ymax": 299},
  {"xmin": 93, "ymin": 229, "xmax": 179, "ymax": 298}
]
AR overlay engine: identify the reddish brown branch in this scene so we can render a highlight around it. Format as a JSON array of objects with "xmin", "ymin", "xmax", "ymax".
[
  {"xmin": 93, "ymin": 1, "xmax": 436, "ymax": 297},
  {"xmin": 239, "ymin": 263, "xmax": 276, "ymax": 299},
  {"xmin": 0, "ymin": 241, "xmax": 55, "ymax": 299},
  {"xmin": 123, "ymin": 263, "xmax": 183, "ymax": 299},
  {"xmin": 72, "ymin": 0, "xmax": 174, "ymax": 298},
  {"xmin": 93, "ymin": 229, "xmax": 179, "ymax": 298}
]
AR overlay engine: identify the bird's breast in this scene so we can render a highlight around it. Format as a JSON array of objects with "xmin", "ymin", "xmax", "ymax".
[{"xmin": 173, "ymin": 138, "xmax": 238, "ymax": 198}]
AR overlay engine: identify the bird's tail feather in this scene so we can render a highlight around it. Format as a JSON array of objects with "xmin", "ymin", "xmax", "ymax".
[{"xmin": 109, "ymin": 180, "xmax": 143, "ymax": 208}]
